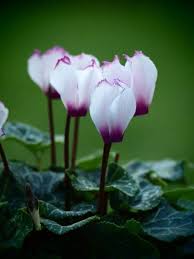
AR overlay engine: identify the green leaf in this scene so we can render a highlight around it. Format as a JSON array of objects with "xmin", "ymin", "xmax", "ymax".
[
  {"xmin": 39, "ymin": 200, "xmax": 95, "ymax": 220},
  {"xmin": 71, "ymin": 163, "xmax": 138, "ymax": 198},
  {"xmin": 129, "ymin": 180, "xmax": 163, "ymax": 211},
  {"xmin": 0, "ymin": 161, "xmax": 65, "ymax": 209},
  {"xmin": 125, "ymin": 219, "xmax": 143, "ymax": 235},
  {"xmin": 164, "ymin": 187, "xmax": 194, "ymax": 204},
  {"xmin": 71, "ymin": 169, "xmax": 99, "ymax": 192},
  {"xmin": 0, "ymin": 208, "xmax": 33, "ymax": 249},
  {"xmin": 107, "ymin": 163, "xmax": 138, "ymax": 197},
  {"xmin": 110, "ymin": 180, "xmax": 162, "ymax": 212},
  {"xmin": 76, "ymin": 151, "xmax": 116, "ymax": 171},
  {"xmin": 143, "ymin": 200, "xmax": 194, "ymax": 242},
  {"xmin": 1, "ymin": 121, "xmax": 63, "ymax": 153},
  {"xmin": 84, "ymin": 221, "xmax": 159, "ymax": 258},
  {"xmin": 41, "ymin": 215, "xmax": 99, "ymax": 235},
  {"xmin": 126, "ymin": 159, "xmax": 184, "ymax": 182}
]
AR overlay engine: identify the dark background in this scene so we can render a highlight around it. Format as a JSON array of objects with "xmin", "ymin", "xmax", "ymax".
[{"xmin": 1, "ymin": 0, "xmax": 194, "ymax": 166}]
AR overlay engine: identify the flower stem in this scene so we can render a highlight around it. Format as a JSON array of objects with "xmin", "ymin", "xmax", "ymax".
[
  {"xmin": 0, "ymin": 143, "xmax": 9, "ymax": 177},
  {"xmin": 64, "ymin": 113, "xmax": 71, "ymax": 210},
  {"xmin": 71, "ymin": 117, "xmax": 80, "ymax": 170},
  {"xmin": 97, "ymin": 143, "xmax": 112, "ymax": 215},
  {"xmin": 64, "ymin": 113, "xmax": 71, "ymax": 171},
  {"xmin": 47, "ymin": 89, "xmax": 56, "ymax": 168}
]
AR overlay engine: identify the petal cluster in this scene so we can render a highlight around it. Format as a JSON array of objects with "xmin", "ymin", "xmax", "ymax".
[
  {"xmin": 0, "ymin": 102, "xmax": 9, "ymax": 136},
  {"xmin": 50, "ymin": 54, "xmax": 102, "ymax": 116},
  {"xmin": 90, "ymin": 80, "xmax": 136, "ymax": 143},
  {"xmin": 28, "ymin": 46, "xmax": 66, "ymax": 98}
]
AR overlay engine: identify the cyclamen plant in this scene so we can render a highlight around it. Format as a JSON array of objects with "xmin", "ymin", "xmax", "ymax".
[
  {"xmin": 7, "ymin": 47, "xmax": 191, "ymax": 259},
  {"xmin": 2, "ymin": 47, "xmax": 194, "ymax": 258},
  {"xmin": 27, "ymin": 47, "xmax": 158, "ymax": 213}
]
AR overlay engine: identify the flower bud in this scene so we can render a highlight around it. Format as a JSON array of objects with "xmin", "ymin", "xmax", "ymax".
[{"xmin": 26, "ymin": 183, "xmax": 41, "ymax": 231}]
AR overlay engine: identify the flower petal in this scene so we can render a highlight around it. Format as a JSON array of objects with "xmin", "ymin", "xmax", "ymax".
[
  {"xmin": 71, "ymin": 53, "xmax": 100, "ymax": 70},
  {"xmin": 76, "ymin": 61, "xmax": 103, "ymax": 111},
  {"xmin": 109, "ymin": 86, "xmax": 136, "ymax": 142},
  {"xmin": 125, "ymin": 51, "xmax": 158, "ymax": 115},
  {"xmin": 42, "ymin": 47, "xmax": 67, "ymax": 89},
  {"xmin": 102, "ymin": 55, "xmax": 131, "ymax": 86},
  {"xmin": 28, "ymin": 50, "xmax": 45, "ymax": 90},
  {"xmin": 89, "ymin": 80, "xmax": 118, "ymax": 143},
  {"xmin": 50, "ymin": 59, "xmax": 79, "ymax": 114},
  {"xmin": 0, "ymin": 102, "xmax": 9, "ymax": 136},
  {"xmin": 28, "ymin": 47, "xmax": 66, "ymax": 93}
]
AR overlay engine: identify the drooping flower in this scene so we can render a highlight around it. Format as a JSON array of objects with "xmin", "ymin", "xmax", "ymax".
[
  {"xmin": 28, "ymin": 46, "xmax": 67, "ymax": 99},
  {"xmin": 125, "ymin": 51, "xmax": 158, "ymax": 115},
  {"xmin": 50, "ymin": 54, "xmax": 102, "ymax": 117},
  {"xmin": 89, "ymin": 79, "xmax": 136, "ymax": 144},
  {"xmin": 0, "ymin": 102, "xmax": 9, "ymax": 136}
]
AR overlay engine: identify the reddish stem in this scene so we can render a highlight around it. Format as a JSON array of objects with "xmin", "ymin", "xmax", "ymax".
[
  {"xmin": 64, "ymin": 113, "xmax": 71, "ymax": 210},
  {"xmin": 47, "ymin": 88, "xmax": 57, "ymax": 167},
  {"xmin": 97, "ymin": 143, "xmax": 112, "ymax": 215},
  {"xmin": 71, "ymin": 117, "xmax": 80, "ymax": 170}
]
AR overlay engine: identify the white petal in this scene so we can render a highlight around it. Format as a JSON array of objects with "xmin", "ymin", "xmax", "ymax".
[
  {"xmin": 109, "ymin": 87, "xmax": 136, "ymax": 142},
  {"xmin": 102, "ymin": 56, "xmax": 131, "ymax": 86},
  {"xmin": 126, "ymin": 51, "xmax": 157, "ymax": 115},
  {"xmin": 28, "ymin": 51, "xmax": 45, "ymax": 90},
  {"xmin": 42, "ymin": 47, "xmax": 67, "ymax": 88},
  {"xmin": 28, "ymin": 47, "xmax": 66, "ymax": 93},
  {"xmin": 76, "ymin": 63, "xmax": 103, "ymax": 109},
  {"xmin": 71, "ymin": 53, "xmax": 100, "ymax": 70},
  {"xmin": 50, "ymin": 60, "xmax": 78, "ymax": 112},
  {"xmin": 0, "ymin": 102, "xmax": 9, "ymax": 135},
  {"xmin": 90, "ymin": 80, "xmax": 118, "ymax": 143}
]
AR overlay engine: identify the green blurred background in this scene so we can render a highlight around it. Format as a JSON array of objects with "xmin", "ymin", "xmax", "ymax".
[{"xmin": 1, "ymin": 0, "xmax": 194, "ymax": 167}]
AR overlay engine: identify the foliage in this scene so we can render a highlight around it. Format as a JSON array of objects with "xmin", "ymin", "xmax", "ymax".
[{"xmin": 0, "ymin": 122, "xmax": 194, "ymax": 258}]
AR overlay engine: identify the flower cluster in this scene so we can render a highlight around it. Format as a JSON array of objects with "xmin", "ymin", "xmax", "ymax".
[
  {"xmin": 28, "ymin": 46, "xmax": 157, "ymax": 144},
  {"xmin": 0, "ymin": 46, "xmax": 158, "ymax": 215}
]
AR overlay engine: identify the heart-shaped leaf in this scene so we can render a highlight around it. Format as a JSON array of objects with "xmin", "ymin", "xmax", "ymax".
[
  {"xmin": 143, "ymin": 200, "xmax": 194, "ymax": 242},
  {"xmin": 71, "ymin": 163, "xmax": 138, "ymax": 198},
  {"xmin": 1, "ymin": 121, "xmax": 63, "ymax": 154},
  {"xmin": 41, "ymin": 215, "xmax": 99, "ymax": 235},
  {"xmin": 0, "ymin": 208, "xmax": 33, "ymax": 249},
  {"xmin": 84, "ymin": 221, "xmax": 159, "ymax": 258},
  {"xmin": 110, "ymin": 179, "xmax": 162, "ymax": 212},
  {"xmin": 0, "ymin": 161, "xmax": 65, "ymax": 209},
  {"xmin": 39, "ymin": 200, "xmax": 95, "ymax": 220}
]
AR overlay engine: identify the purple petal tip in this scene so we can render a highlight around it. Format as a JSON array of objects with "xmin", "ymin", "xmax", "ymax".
[
  {"xmin": 67, "ymin": 105, "xmax": 88, "ymax": 117},
  {"xmin": 110, "ymin": 128, "xmax": 123, "ymax": 143},
  {"xmin": 55, "ymin": 55, "xmax": 71, "ymax": 68},
  {"xmin": 135, "ymin": 101, "xmax": 149, "ymax": 116}
]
